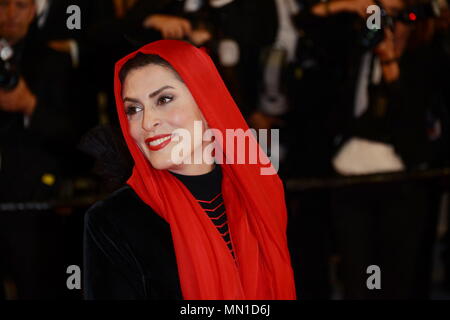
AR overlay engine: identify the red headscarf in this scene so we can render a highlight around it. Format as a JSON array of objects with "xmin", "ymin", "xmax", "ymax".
[{"xmin": 114, "ymin": 40, "xmax": 296, "ymax": 300}]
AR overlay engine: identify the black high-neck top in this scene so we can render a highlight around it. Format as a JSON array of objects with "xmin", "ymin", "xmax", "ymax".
[{"xmin": 169, "ymin": 165, "xmax": 235, "ymax": 259}]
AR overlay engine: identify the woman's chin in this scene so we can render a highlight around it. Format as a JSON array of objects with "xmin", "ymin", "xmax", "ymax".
[
  {"xmin": 148, "ymin": 158, "xmax": 180, "ymax": 172},
  {"xmin": 149, "ymin": 163, "xmax": 170, "ymax": 171}
]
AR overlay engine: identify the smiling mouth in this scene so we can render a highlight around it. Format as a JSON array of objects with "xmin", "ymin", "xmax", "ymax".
[{"xmin": 146, "ymin": 135, "xmax": 172, "ymax": 151}]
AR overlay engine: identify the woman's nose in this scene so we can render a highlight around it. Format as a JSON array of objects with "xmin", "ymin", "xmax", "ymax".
[{"xmin": 141, "ymin": 109, "xmax": 161, "ymax": 132}]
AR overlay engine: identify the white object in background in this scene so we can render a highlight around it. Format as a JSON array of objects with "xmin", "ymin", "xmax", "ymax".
[
  {"xmin": 68, "ymin": 40, "xmax": 80, "ymax": 68},
  {"xmin": 353, "ymin": 51, "xmax": 372, "ymax": 118},
  {"xmin": 35, "ymin": 0, "xmax": 51, "ymax": 28},
  {"xmin": 35, "ymin": 0, "xmax": 49, "ymax": 16},
  {"xmin": 274, "ymin": 0, "xmax": 300, "ymax": 62},
  {"xmin": 354, "ymin": 52, "xmax": 381, "ymax": 118},
  {"xmin": 218, "ymin": 39, "xmax": 240, "ymax": 67},
  {"xmin": 209, "ymin": 0, "xmax": 234, "ymax": 8},
  {"xmin": 24, "ymin": 115, "xmax": 30, "ymax": 128},
  {"xmin": 184, "ymin": 0, "xmax": 202, "ymax": 12},
  {"xmin": 259, "ymin": 48, "xmax": 289, "ymax": 116},
  {"xmin": 371, "ymin": 56, "xmax": 382, "ymax": 85},
  {"xmin": 332, "ymin": 137, "xmax": 405, "ymax": 175}
]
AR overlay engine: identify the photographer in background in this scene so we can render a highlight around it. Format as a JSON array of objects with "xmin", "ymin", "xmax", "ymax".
[
  {"xmin": 122, "ymin": 0, "xmax": 225, "ymax": 46},
  {"xmin": 297, "ymin": 0, "xmax": 449, "ymax": 298},
  {"xmin": 0, "ymin": 0, "xmax": 77, "ymax": 299}
]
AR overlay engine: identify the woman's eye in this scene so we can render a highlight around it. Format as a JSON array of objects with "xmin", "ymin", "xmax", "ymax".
[
  {"xmin": 125, "ymin": 105, "xmax": 142, "ymax": 116},
  {"xmin": 157, "ymin": 95, "xmax": 173, "ymax": 105}
]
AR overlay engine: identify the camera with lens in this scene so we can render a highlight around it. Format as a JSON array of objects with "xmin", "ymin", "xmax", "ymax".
[
  {"xmin": 396, "ymin": 0, "xmax": 442, "ymax": 22},
  {"xmin": 360, "ymin": 0, "xmax": 442, "ymax": 49},
  {"xmin": 0, "ymin": 38, "xmax": 19, "ymax": 90},
  {"xmin": 0, "ymin": 38, "xmax": 20, "ymax": 136},
  {"xmin": 360, "ymin": 1, "xmax": 394, "ymax": 49}
]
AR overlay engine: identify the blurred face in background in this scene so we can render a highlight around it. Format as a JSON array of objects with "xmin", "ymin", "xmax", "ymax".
[
  {"xmin": 380, "ymin": 0, "xmax": 405, "ymax": 15},
  {"xmin": 0, "ymin": 0, "xmax": 36, "ymax": 45}
]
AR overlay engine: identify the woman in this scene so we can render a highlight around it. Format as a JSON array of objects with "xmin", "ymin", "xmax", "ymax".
[{"xmin": 83, "ymin": 40, "xmax": 296, "ymax": 300}]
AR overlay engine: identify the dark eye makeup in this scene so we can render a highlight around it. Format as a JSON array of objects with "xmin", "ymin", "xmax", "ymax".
[
  {"xmin": 125, "ymin": 105, "xmax": 142, "ymax": 116},
  {"xmin": 123, "ymin": 93, "xmax": 174, "ymax": 117},
  {"xmin": 157, "ymin": 95, "xmax": 174, "ymax": 105}
]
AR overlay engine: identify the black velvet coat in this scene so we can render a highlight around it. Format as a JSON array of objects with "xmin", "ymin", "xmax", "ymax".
[{"xmin": 83, "ymin": 185, "xmax": 182, "ymax": 300}]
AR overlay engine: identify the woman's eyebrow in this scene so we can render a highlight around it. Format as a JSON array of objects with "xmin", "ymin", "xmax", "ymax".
[
  {"xmin": 149, "ymin": 85, "xmax": 174, "ymax": 98},
  {"xmin": 123, "ymin": 97, "xmax": 140, "ymax": 104},
  {"xmin": 122, "ymin": 85, "xmax": 175, "ymax": 103}
]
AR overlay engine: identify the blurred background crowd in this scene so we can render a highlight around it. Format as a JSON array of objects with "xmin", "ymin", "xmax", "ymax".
[{"xmin": 0, "ymin": 0, "xmax": 449, "ymax": 299}]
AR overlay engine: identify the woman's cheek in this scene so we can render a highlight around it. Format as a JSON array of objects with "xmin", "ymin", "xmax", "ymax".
[
  {"xmin": 168, "ymin": 107, "xmax": 190, "ymax": 129},
  {"xmin": 128, "ymin": 121, "xmax": 142, "ymax": 145}
]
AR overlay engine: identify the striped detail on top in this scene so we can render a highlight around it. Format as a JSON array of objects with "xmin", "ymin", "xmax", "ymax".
[{"xmin": 197, "ymin": 192, "xmax": 235, "ymax": 259}]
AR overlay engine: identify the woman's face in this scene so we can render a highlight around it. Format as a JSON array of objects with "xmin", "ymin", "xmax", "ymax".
[{"xmin": 122, "ymin": 64, "xmax": 213, "ymax": 175}]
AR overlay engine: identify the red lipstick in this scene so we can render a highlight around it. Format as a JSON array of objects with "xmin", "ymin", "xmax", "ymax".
[{"xmin": 145, "ymin": 134, "xmax": 172, "ymax": 151}]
